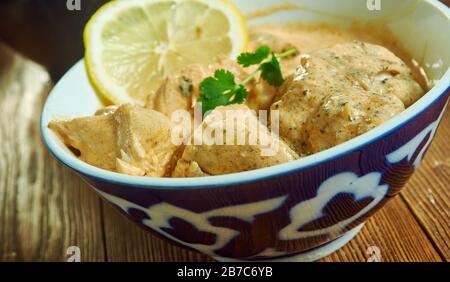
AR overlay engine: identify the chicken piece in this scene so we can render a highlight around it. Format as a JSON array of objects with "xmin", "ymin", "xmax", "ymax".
[
  {"xmin": 95, "ymin": 105, "xmax": 119, "ymax": 116},
  {"xmin": 146, "ymin": 56, "xmax": 248, "ymax": 118},
  {"xmin": 171, "ymin": 158, "xmax": 210, "ymax": 178},
  {"xmin": 245, "ymin": 31, "xmax": 300, "ymax": 111},
  {"xmin": 49, "ymin": 104, "xmax": 178, "ymax": 177},
  {"xmin": 272, "ymin": 42, "xmax": 417, "ymax": 155},
  {"xmin": 246, "ymin": 79, "xmax": 279, "ymax": 111},
  {"xmin": 113, "ymin": 104, "xmax": 178, "ymax": 177},
  {"xmin": 322, "ymin": 41, "xmax": 424, "ymax": 107},
  {"xmin": 171, "ymin": 105, "xmax": 299, "ymax": 177},
  {"xmin": 305, "ymin": 89, "xmax": 405, "ymax": 153},
  {"xmin": 49, "ymin": 115, "xmax": 117, "ymax": 171}
]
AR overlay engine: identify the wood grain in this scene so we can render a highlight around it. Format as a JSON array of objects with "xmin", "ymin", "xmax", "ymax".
[
  {"xmin": 400, "ymin": 108, "xmax": 450, "ymax": 261},
  {"xmin": 0, "ymin": 43, "xmax": 105, "ymax": 262},
  {"xmin": 321, "ymin": 197, "xmax": 443, "ymax": 262},
  {"xmin": 102, "ymin": 202, "xmax": 212, "ymax": 262}
]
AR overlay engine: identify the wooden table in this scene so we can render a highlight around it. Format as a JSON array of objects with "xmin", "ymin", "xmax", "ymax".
[{"xmin": 0, "ymin": 39, "xmax": 448, "ymax": 262}]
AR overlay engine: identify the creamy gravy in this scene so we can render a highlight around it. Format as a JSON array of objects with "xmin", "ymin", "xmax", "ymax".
[
  {"xmin": 51, "ymin": 21, "xmax": 429, "ymax": 177},
  {"xmin": 249, "ymin": 22, "xmax": 428, "ymax": 90}
]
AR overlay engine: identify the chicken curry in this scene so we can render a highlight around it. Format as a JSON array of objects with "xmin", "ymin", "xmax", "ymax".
[{"xmin": 49, "ymin": 22, "xmax": 427, "ymax": 178}]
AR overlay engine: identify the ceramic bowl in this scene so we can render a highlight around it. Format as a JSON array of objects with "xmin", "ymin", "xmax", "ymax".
[{"xmin": 41, "ymin": 0, "xmax": 450, "ymax": 261}]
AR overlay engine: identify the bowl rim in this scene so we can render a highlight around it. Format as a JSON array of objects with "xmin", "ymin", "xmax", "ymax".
[{"xmin": 40, "ymin": 0, "xmax": 450, "ymax": 189}]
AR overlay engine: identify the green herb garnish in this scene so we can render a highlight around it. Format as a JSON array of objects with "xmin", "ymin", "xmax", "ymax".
[
  {"xmin": 259, "ymin": 53, "xmax": 284, "ymax": 87},
  {"xmin": 199, "ymin": 70, "xmax": 248, "ymax": 114},
  {"xmin": 237, "ymin": 45, "xmax": 271, "ymax": 67},
  {"xmin": 198, "ymin": 46, "xmax": 297, "ymax": 115}
]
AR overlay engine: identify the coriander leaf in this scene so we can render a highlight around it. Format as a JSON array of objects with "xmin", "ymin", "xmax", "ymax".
[
  {"xmin": 214, "ymin": 69, "xmax": 235, "ymax": 87},
  {"xmin": 259, "ymin": 53, "xmax": 284, "ymax": 87},
  {"xmin": 200, "ymin": 95, "xmax": 230, "ymax": 115},
  {"xmin": 197, "ymin": 46, "xmax": 296, "ymax": 115},
  {"xmin": 199, "ymin": 69, "xmax": 236, "ymax": 100},
  {"xmin": 199, "ymin": 87, "xmax": 246, "ymax": 116},
  {"xmin": 198, "ymin": 69, "xmax": 249, "ymax": 115},
  {"xmin": 230, "ymin": 85, "xmax": 248, "ymax": 105},
  {"xmin": 237, "ymin": 45, "xmax": 271, "ymax": 67}
]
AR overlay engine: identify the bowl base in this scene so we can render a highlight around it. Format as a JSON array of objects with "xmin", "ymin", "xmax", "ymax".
[{"xmin": 214, "ymin": 223, "xmax": 364, "ymax": 262}]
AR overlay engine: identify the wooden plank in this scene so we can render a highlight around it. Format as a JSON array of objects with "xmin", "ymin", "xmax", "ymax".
[
  {"xmin": 0, "ymin": 43, "xmax": 105, "ymax": 262},
  {"xmin": 400, "ymin": 107, "xmax": 450, "ymax": 261},
  {"xmin": 102, "ymin": 201, "xmax": 212, "ymax": 262},
  {"xmin": 321, "ymin": 196, "xmax": 442, "ymax": 262}
]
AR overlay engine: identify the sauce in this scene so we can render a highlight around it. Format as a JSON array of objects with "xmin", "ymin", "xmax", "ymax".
[
  {"xmin": 249, "ymin": 22, "xmax": 429, "ymax": 90},
  {"xmin": 51, "ymin": 19, "xmax": 430, "ymax": 177}
]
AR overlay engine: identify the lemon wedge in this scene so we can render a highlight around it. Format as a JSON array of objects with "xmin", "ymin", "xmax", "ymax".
[{"xmin": 84, "ymin": 0, "xmax": 248, "ymax": 105}]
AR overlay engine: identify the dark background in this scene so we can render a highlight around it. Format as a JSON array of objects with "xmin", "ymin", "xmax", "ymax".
[{"xmin": 0, "ymin": 0, "xmax": 108, "ymax": 80}]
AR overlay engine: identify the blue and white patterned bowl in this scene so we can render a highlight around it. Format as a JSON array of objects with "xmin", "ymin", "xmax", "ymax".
[{"xmin": 41, "ymin": 0, "xmax": 450, "ymax": 261}]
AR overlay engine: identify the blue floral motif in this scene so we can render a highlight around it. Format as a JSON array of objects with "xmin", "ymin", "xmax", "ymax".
[
  {"xmin": 387, "ymin": 101, "xmax": 447, "ymax": 168},
  {"xmin": 279, "ymin": 172, "xmax": 388, "ymax": 240}
]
